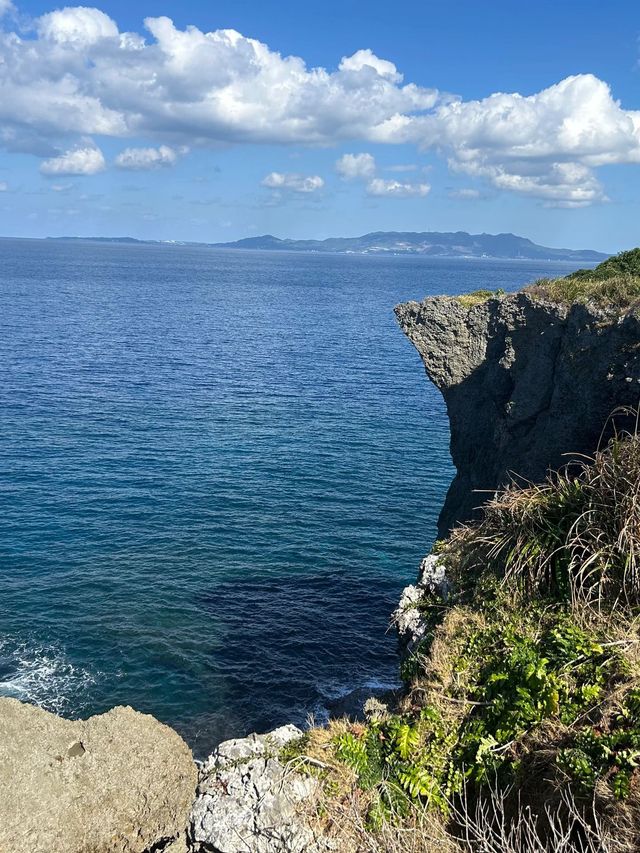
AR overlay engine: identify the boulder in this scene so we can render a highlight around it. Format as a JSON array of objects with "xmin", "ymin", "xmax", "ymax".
[
  {"xmin": 0, "ymin": 698, "xmax": 198, "ymax": 853},
  {"xmin": 191, "ymin": 724, "xmax": 328, "ymax": 853}
]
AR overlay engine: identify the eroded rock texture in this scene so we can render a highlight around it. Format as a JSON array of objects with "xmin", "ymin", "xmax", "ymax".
[
  {"xmin": 395, "ymin": 293, "xmax": 640, "ymax": 535},
  {"xmin": 0, "ymin": 698, "xmax": 197, "ymax": 853},
  {"xmin": 190, "ymin": 724, "xmax": 328, "ymax": 853}
]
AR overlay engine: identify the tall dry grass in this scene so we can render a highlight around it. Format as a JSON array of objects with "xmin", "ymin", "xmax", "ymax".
[{"xmin": 444, "ymin": 414, "xmax": 640, "ymax": 608}]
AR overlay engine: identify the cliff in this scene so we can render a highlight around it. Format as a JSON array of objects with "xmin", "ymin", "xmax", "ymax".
[
  {"xmin": 6, "ymin": 253, "xmax": 640, "ymax": 853},
  {"xmin": 395, "ymin": 291, "xmax": 640, "ymax": 535}
]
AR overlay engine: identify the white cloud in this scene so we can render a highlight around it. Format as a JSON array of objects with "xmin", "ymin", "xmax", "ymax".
[
  {"xmin": 0, "ymin": 181, "xmax": 7, "ymax": 191},
  {"xmin": 0, "ymin": 9, "xmax": 436, "ymax": 156},
  {"xmin": 338, "ymin": 49, "xmax": 402, "ymax": 83},
  {"xmin": 367, "ymin": 178, "xmax": 430, "ymax": 197},
  {"xmin": 0, "ymin": 0, "xmax": 14, "ymax": 16},
  {"xmin": 115, "ymin": 145, "xmax": 182, "ymax": 170},
  {"xmin": 40, "ymin": 144, "xmax": 106, "ymax": 176},
  {"xmin": 0, "ymin": 7, "xmax": 636, "ymax": 206},
  {"xmin": 416, "ymin": 74, "xmax": 637, "ymax": 204},
  {"xmin": 449, "ymin": 188, "xmax": 482, "ymax": 200},
  {"xmin": 336, "ymin": 153, "xmax": 376, "ymax": 180},
  {"xmin": 37, "ymin": 6, "xmax": 119, "ymax": 45},
  {"xmin": 261, "ymin": 172, "xmax": 324, "ymax": 193}
]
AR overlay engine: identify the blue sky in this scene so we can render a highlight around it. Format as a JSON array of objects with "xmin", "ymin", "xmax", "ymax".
[{"xmin": 1, "ymin": 0, "xmax": 639, "ymax": 251}]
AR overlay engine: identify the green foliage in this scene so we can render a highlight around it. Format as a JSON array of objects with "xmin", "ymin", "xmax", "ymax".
[
  {"xmin": 278, "ymin": 732, "xmax": 310, "ymax": 763},
  {"xmin": 568, "ymin": 248, "xmax": 640, "ymax": 281},
  {"xmin": 558, "ymin": 689, "xmax": 640, "ymax": 799},
  {"xmin": 327, "ymin": 430, "xmax": 640, "ymax": 835},
  {"xmin": 524, "ymin": 248, "xmax": 640, "ymax": 307},
  {"xmin": 332, "ymin": 602, "xmax": 639, "ymax": 823},
  {"xmin": 527, "ymin": 273, "xmax": 640, "ymax": 308}
]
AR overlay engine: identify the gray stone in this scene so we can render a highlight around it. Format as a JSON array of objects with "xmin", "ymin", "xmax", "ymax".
[
  {"xmin": 393, "ymin": 554, "xmax": 450, "ymax": 656},
  {"xmin": 0, "ymin": 697, "xmax": 198, "ymax": 853},
  {"xmin": 396, "ymin": 292, "xmax": 640, "ymax": 535},
  {"xmin": 191, "ymin": 725, "xmax": 329, "ymax": 853}
]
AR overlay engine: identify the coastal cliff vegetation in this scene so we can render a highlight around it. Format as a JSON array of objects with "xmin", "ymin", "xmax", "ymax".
[
  {"xmin": 287, "ymin": 419, "xmax": 640, "ymax": 852},
  {"xmin": 455, "ymin": 247, "xmax": 640, "ymax": 310}
]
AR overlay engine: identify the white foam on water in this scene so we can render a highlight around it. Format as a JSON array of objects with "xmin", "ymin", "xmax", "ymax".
[
  {"xmin": 316, "ymin": 674, "xmax": 400, "ymax": 701},
  {"xmin": 311, "ymin": 674, "xmax": 402, "ymax": 726},
  {"xmin": 0, "ymin": 637, "xmax": 97, "ymax": 716}
]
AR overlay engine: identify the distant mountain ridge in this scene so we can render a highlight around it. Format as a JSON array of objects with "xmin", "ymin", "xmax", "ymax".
[
  {"xmin": 211, "ymin": 231, "xmax": 607, "ymax": 261},
  {"xmin": 44, "ymin": 232, "xmax": 608, "ymax": 262}
]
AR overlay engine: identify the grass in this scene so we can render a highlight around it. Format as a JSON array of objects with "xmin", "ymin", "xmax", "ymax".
[
  {"xmin": 455, "ymin": 288, "xmax": 505, "ymax": 308},
  {"xmin": 525, "ymin": 273, "xmax": 640, "ymax": 308},
  {"xmin": 451, "ymin": 248, "xmax": 640, "ymax": 310},
  {"xmin": 568, "ymin": 248, "xmax": 640, "ymax": 282},
  {"xmin": 443, "ymin": 421, "xmax": 640, "ymax": 607},
  {"xmin": 524, "ymin": 247, "xmax": 640, "ymax": 308}
]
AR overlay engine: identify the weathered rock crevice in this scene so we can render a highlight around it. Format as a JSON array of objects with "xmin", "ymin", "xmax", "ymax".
[{"xmin": 395, "ymin": 292, "xmax": 640, "ymax": 535}]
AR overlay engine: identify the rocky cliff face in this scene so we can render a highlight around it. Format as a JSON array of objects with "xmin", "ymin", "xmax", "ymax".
[{"xmin": 395, "ymin": 292, "xmax": 640, "ymax": 535}]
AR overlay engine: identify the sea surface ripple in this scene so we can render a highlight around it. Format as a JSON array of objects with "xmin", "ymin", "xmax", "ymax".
[{"xmin": 0, "ymin": 240, "xmax": 577, "ymax": 755}]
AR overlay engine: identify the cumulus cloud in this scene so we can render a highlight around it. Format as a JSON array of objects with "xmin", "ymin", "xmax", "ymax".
[
  {"xmin": 37, "ymin": 6, "xmax": 119, "ymax": 44},
  {"xmin": 338, "ymin": 49, "xmax": 402, "ymax": 83},
  {"xmin": 40, "ymin": 144, "xmax": 106, "ymax": 175},
  {"xmin": 115, "ymin": 145, "xmax": 182, "ymax": 170},
  {"xmin": 0, "ymin": 6, "xmax": 637, "ymax": 205},
  {"xmin": 0, "ymin": 0, "xmax": 14, "ymax": 16},
  {"xmin": 261, "ymin": 172, "xmax": 324, "ymax": 193},
  {"xmin": 0, "ymin": 7, "xmax": 436, "ymax": 156},
  {"xmin": 336, "ymin": 153, "xmax": 376, "ymax": 180},
  {"xmin": 416, "ymin": 75, "xmax": 636, "ymax": 205},
  {"xmin": 367, "ymin": 178, "xmax": 430, "ymax": 197}
]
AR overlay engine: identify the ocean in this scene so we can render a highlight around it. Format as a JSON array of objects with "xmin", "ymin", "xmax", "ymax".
[{"xmin": 0, "ymin": 239, "xmax": 579, "ymax": 756}]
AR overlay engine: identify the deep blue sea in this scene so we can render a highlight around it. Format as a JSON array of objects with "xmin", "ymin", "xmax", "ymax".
[{"xmin": 0, "ymin": 239, "xmax": 579, "ymax": 755}]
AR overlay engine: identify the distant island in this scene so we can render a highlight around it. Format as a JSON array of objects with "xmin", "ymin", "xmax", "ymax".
[{"xmin": 45, "ymin": 231, "xmax": 608, "ymax": 262}]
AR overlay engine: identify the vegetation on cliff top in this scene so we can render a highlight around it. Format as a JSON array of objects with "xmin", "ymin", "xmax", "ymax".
[
  {"xmin": 455, "ymin": 288, "xmax": 505, "ymax": 308},
  {"xmin": 293, "ymin": 422, "xmax": 640, "ymax": 852},
  {"xmin": 526, "ymin": 247, "xmax": 640, "ymax": 308},
  {"xmin": 452, "ymin": 248, "xmax": 640, "ymax": 311}
]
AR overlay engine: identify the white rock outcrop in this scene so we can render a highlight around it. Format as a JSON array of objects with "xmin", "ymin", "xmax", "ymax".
[
  {"xmin": 190, "ymin": 724, "xmax": 329, "ymax": 853},
  {"xmin": 393, "ymin": 554, "xmax": 450, "ymax": 656}
]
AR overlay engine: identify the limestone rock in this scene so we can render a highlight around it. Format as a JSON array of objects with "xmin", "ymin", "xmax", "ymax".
[
  {"xmin": 191, "ymin": 724, "xmax": 327, "ymax": 853},
  {"xmin": 396, "ymin": 293, "xmax": 640, "ymax": 534},
  {"xmin": 0, "ymin": 697, "xmax": 198, "ymax": 853},
  {"xmin": 393, "ymin": 554, "xmax": 449, "ymax": 656}
]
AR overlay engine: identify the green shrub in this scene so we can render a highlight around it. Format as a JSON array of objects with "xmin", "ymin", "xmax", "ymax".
[
  {"xmin": 524, "ymin": 247, "xmax": 640, "ymax": 307},
  {"xmin": 569, "ymin": 247, "xmax": 640, "ymax": 281},
  {"xmin": 332, "ymin": 598, "xmax": 637, "ymax": 825}
]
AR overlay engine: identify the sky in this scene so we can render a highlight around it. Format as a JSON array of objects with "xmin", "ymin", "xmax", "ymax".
[{"xmin": 0, "ymin": 0, "xmax": 639, "ymax": 251}]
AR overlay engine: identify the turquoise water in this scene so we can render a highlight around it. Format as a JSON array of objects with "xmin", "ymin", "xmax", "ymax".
[{"xmin": 0, "ymin": 239, "xmax": 577, "ymax": 755}]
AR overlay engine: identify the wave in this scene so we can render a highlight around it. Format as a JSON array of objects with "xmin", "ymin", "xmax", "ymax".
[{"xmin": 0, "ymin": 636, "xmax": 98, "ymax": 716}]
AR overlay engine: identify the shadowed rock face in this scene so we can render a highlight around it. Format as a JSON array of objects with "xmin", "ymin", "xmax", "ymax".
[
  {"xmin": 0, "ymin": 698, "xmax": 197, "ymax": 853},
  {"xmin": 395, "ymin": 293, "xmax": 640, "ymax": 536}
]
